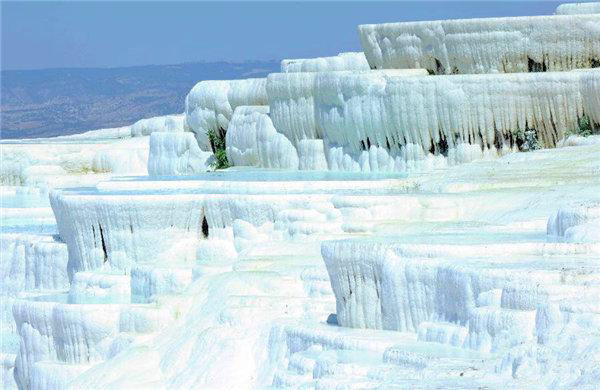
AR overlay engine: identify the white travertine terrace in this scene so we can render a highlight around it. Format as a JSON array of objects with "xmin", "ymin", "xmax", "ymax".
[
  {"xmin": 267, "ymin": 69, "xmax": 598, "ymax": 172},
  {"xmin": 281, "ymin": 52, "xmax": 370, "ymax": 73},
  {"xmin": 147, "ymin": 132, "xmax": 213, "ymax": 175},
  {"xmin": 225, "ymin": 106, "xmax": 299, "ymax": 169},
  {"xmin": 184, "ymin": 78, "xmax": 268, "ymax": 150},
  {"xmin": 547, "ymin": 201, "xmax": 600, "ymax": 242},
  {"xmin": 1, "ymin": 234, "xmax": 69, "ymax": 293},
  {"xmin": 555, "ymin": 2, "xmax": 600, "ymax": 14},
  {"xmin": 359, "ymin": 14, "xmax": 600, "ymax": 73},
  {"xmin": 2, "ymin": 2, "xmax": 600, "ymax": 389},
  {"xmin": 130, "ymin": 114, "xmax": 185, "ymax": 137},
  {"xmin": 26, "ymin": 139, "xmax": 598, "ymax": 388},
  {"xmin": 581, "ymin": 69, "xmax": 600, "ymax": 125},
  {"xmin": 314, "ymin": 70, "xmax": 594, "ymax": 150},
  {"xmin": 0, "ymin": 137, "xmax": 150, "ymax": 188},
  {"xmin": 267, "ymin": 70, "xmax": 428, "ymax": 145},
  {"xmin": 0, "ymin": 112, "xmax": 190, "ymax": 188},
  {"xmin": 267, "ymin": 69, "xmax": 440, "ymax": 172}
]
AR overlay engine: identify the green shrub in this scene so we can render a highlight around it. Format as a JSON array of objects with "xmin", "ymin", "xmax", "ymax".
[
  {"xmin": 207, "ymin": 128, "xmax": 230, "ymax": 170},
  {"xmin": 515, "ymin": 128, "xmax": 540, "ymax": 151},
  {"xmin": 565, "ymin": 115, "xmax": 599, "ymax": 138}
]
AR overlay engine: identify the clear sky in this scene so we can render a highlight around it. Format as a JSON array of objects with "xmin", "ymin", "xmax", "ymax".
[{"xmin": 1, "ymin": 0, "xmax": 591, "ymax": 70}]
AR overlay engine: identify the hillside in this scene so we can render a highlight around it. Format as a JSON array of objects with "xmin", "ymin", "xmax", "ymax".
[{"xmin": 0, "ymin": 61, "xmax": 279, "ymax": 139}]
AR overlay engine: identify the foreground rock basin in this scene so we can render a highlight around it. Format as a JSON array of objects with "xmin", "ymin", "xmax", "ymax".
[
  {"xmin": 1, "ymin": 2, "xmax": 600, "ymax": 388},
  {"xmin": 1, "ymin": 137, "xmax": 598, "ymax": 388}
]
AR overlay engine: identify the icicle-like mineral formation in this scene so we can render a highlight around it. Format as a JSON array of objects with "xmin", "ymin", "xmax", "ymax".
[
  {"xmin": 359, "ymin": 14, "xmax": 600, "ymax": 73},
  {"xmin": 225, "ymin": 106, "xmax": 299, "ymax": 169},
  {"xmin": 267, "ymin": 69, "xmax": 598, "ymax": 172},
  {"xmin": 130, "ymin": 114, "xmax": 185, "ymax": 137},
  {"xmin": 4, "ymin": 2, "xmax": 600, "ymax": 389},
  {"xmin": 581, "ymin": 69, "xmax": 600, "ymax": 126},
  {"xmin": 555, "ymin": 2, "xmax": 600, "ymax": 15},
  {"xmin": 184, "ymin": 78, "xmax": 268, "ymax": 150},
  {"xmin": 147, "ymin": 132, "xmax": 213, "ymax": 175},
  {"xmin": 281, "ymin": 52, "xmax": 370, "ymax": 73}
]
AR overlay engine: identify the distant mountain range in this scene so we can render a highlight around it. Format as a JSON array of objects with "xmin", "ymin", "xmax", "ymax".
[{"xmin": 0, "ymin": 61, "xmax": 280, "ymax": 139}]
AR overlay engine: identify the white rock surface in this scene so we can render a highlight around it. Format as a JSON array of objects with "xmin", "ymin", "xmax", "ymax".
[
  {"xmin": 226, "ymin": 106, "xmax": 299, "ymax": 169},
  {"xmin": 14, "ymin": 138, "xmax": 591, "ymax": 388},
  {"xmin": 1, "ymin": 234, "xmax": 69, "ymax": 294},
  {"xmin": 547, "ymin": 201, "xmax": 600, "ymax": 242},
  {"xmin": 268, "ymin": 69, "xmax": 598, "ymax": 172},
  {"xmin": 359, "ymin": 14, "xmax": 600, "ymax": 73},
  {"xmin": 2, "ymin": 6, "xmax": 600, "ymax": 389},
  {"xmin": 130, "ymin": 114, "xmax": 185, "ymax": 137},
  {"xmin": 0, "ymin": 113, "xmax": 191, "ymax": 190},
  {"xmin": 148, "ymin": 132, "xmax": 213, "ymax": 175},
  {"xmin": 184, "ymin": 78, "xmax": 268, "ymax": 150},
  {"xmin": 1, "ymin": 140, "xmax": 598, "ymax": 389},
  {"xmin": 281, "ymin": 52, "xmax": 370, "ymax": 73},
  {"xmin": 0, "ymin": 137, "xmax": 149, "ymax": 188},
  {"xmin": 555, "ymin": 2, "xmax": 600, "ymax": 14}
]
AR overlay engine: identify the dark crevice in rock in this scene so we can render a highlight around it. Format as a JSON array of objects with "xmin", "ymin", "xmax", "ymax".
[
  {"xmin": 429, "ymin": 135, "xmax": 449, "ymax": 157},
  {"xmin": 477, "ymin": 128, "xmax": 486, "ymax": 152},
  {"xmin": 494, "ymin": 128, "xmax": 504, "ymax": 151},
  {"xmin": 201, "ymin": 216, "xmax": 209, "ymax": 238},
  {"xmin": 435, "ymin": 58, "xmax": 445, "ymax": 74},
  {"xmin": 528, "ymin": 57, "xmax": 547, "ymax": 72},
  {"xmin": 508, "ymin": 131, "xmax": 516, "ymax": 149},
  {"xmin": 438, "ymin": 136, "xmax": 449, "ymax": 157},
  {"xmin": 99, "ymin": 225, "xmax": 108, "ymax": 263}
]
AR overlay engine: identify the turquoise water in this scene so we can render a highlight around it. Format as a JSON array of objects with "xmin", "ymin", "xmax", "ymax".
[
  {"xmin": 111, "ymin": 169, "xmax": 407, "ymax": 182},
  {"xmin": 28, "ymin": 293, "xmax": 131, "ymax": 305},
  {"xmin": 1, "ymin": 193, "xmax": 50, "ymax": 208}
]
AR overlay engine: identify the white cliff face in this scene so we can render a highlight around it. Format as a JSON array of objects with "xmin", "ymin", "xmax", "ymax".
[
  {"xmin": 313, "ymin": 70, "xmax": 592, "ymax": 152},
  {"xmin": 267, "ymin": 70, "xmax": 435, "ymax": 172},
  {"xmin": 581, "ymin": 69, "xmax": 600, "ymax": 126},
  {"xmin": 0, "ymin": 112, "xmax": 195, "ymax": 189},
  {"xmin": 267, "ymin": 69, "xmax": 598, "ymax": 172},
  {"xmin": 130, "ymin": 114, "xmax": 185, "ymax": 137},
  {"xmin": 1, "ymin": 234, "xmax": 69, "ymax": 294},
  {"xmin": 547, "ymin": 202, "xmax": 600, "ymax": 242},
  {"xmin": 359, "ymin": 14, "xmax": 600, "ymax": 73},
  {"xmin": 268, "ymin": 72, "xmax": 321, "ymax": 144},
  {"xmin": 226, "ymin": 106, "xmax": 299, "ymax": 169},
  {"xmin": 0, "ymin": 137, "xmax": 150, "ymax": 189},
  {"xmin": 281, "ymin": 52, "xmax": 370, "ymax": 73},
  {"xmin": 184, "ymin": 79, "xmax": 268, "ymax": 150},
  {"xmin": 556, "ymin": 2, "xmax": 600, "ymax": 14},
  {"xmin": 148, "ymin": 132, "xmax": 213, "ymax": 176}
]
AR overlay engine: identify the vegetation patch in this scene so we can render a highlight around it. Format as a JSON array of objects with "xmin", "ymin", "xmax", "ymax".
[
  {"xmin": 565, "ymin": 115, "xmax": 599, "ymax": 138},
  {"xmin": 207, "ymin": 128, "xmax": 230, "ymax": 170},
  {"xmin": 515, "ymin": 127, "xmax": 540, "ymax": 151}
]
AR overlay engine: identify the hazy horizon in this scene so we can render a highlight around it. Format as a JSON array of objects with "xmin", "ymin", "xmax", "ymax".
[
  {"xmin": 2, "ymin": 0, "xmax": 590, "ymax": 71},
  {"xmin": 0, "ymin": 59, "xmax": 283, "ymax": 73}
]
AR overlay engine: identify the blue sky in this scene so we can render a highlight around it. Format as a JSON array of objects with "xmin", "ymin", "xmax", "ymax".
[{"xmin": 1, "ymin": 1, "xmax": 591, "ymax": 70}]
